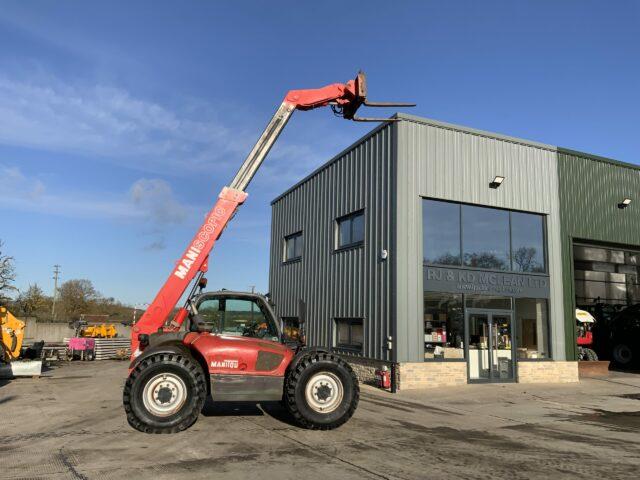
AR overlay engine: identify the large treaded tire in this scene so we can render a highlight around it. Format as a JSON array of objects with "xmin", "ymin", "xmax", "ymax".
[
  {"xmin": 611, "ymin": 342, "xmax": 635, "ymax": 368},
  {"xmin": 284, "ymin": 352, "xmax": 359, "ymax": 430},
  {"xmin": 123, "ymin": 351, "xmax": 207, "ymax": 434},
  {"xmin": 578, "ymin": 347, "xmax": 598, "ymax": 361}
]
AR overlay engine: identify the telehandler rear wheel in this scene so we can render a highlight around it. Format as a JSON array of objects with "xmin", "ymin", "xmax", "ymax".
[
  {"xmin": 123, "ymin": 351, "xmax": 207, "ymax": 434},
  {"xmin": 284, "ymin": 352, "xmax": 359, "ymax": 430}
]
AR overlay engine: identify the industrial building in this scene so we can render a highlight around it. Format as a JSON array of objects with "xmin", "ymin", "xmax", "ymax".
[{"xmin": 269, "ymin": 114, "xmax": 639, "ymax": 388}]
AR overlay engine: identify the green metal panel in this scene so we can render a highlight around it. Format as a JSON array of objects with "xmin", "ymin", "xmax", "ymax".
[{"xmin": 557, "ymin": 148, "xmax": 640, "ymax": 360}]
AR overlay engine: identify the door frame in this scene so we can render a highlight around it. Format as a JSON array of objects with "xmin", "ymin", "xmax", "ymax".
[{"xmin": 465, "ymin": 308, "xmax": 518, "ymax": 384}]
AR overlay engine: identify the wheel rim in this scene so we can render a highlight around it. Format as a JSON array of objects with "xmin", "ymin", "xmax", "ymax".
[
  {"xmin": 304, "ymin": 372, "xmax": 344, "ymax": 414},
  {"xmin": 613, "ymin": 344, "xmax": 632, "ymax": 364},
  {"xmin": 142, "ymin": 373, "xmax": 188, "ymax": 417}
]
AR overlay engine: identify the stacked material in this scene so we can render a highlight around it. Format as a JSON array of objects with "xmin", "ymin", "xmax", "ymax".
[{"xmin": 94, "ymin": 338, "xmax": 131, "ymax": 360}]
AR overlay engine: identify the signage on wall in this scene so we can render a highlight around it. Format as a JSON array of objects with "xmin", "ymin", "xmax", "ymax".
[{"xmin": 424, "ymin": 266, "xmax": 550, "ymax": 298}]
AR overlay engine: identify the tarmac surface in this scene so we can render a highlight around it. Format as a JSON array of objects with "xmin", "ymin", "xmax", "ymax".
[{"xmin": 1, "ymin": 360, "xmax": 639, "ymax": 480}]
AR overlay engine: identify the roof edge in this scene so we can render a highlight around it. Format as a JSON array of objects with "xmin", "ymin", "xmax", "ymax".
[
  {"xmin": 557, "ymin": 147, "xmax": 640, "ymax": 172},
  {"xmin": 394, "ymin": 112, "xmax": 558, "ymax": 151},
  {"xmin": 270, "ymin": 120, "xmax": 392, "ymax": 205}
]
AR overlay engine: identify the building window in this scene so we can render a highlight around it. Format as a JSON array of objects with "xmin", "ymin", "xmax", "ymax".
[
  {"xmin": 281, "ymin": 316, "xmax": 300, "ymax": 342},
  {"xmin": 574, "ymin": 244, "xmax": 640, "ymax": 308},
  {"xmin": 422, "ymin": 199, "xmax": 546, "ymax": 273},
  {"xmin": 423, "ymin": 200, "xmax": 461, "ymax": 265},
  {"xmin": 423, "ymin": 292, "xmax": 464, "ymax": 360},
  {"xmin": 462, "ymin": 204, "xmax": 510, "ymax": 270},
  {"xmin": 335, "ymin": 318, "xmax": 363, "ymax": 352},
  {"xmin": 336, "ymin": 210, "xmax": 364, "ymax": 249},
  {"xmin": 515, "ymin": 298, "xmax": 550, "ymax": 359},
  {"xmin": 511, "ymin": 212, "xmax": 545, "ymax": 273},
  {"xmin": 284, "ymin": 231, "xmax": 303, "ymax": 262}
]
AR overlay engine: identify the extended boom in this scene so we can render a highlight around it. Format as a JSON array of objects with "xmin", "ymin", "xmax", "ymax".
[{"xmin": 131, "ymin": 72, "xmax": 413, "ymax": 356}]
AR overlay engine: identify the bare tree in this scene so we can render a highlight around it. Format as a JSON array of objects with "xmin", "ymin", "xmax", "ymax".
[
  {"xmin": 513, "ymin": 247, "xmax": 538, "ymax": 272},
  {"xmin": 0, "ymin": 240, "xmax": 17, "ymax": 302}
]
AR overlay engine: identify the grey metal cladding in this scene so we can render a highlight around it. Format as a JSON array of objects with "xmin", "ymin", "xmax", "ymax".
[
  {"xmin": 269, "ymin": 124, "xmax": 395, "ymax": 361},
  {"xmin": 394, "ymin": 115, "xmax": 566, "ymax": 362}
]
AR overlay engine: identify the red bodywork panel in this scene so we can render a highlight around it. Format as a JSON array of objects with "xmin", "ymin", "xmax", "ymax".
[
  {"xmin": 577, "ymin": 330, "xmax": 593, "ymax": 347},
  {"xmin": 183, "ymin": 333, "xmax": 295, "ymax": 377}
]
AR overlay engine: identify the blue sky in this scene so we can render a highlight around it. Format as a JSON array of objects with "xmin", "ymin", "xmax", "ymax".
[{"xmin": 0, "ymin": 1, "xmax": 638, "ymax": 305}]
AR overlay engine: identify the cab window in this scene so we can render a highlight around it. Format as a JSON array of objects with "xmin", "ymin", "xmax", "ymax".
[
  {"xmin": 197, "ymin": 299, "xmax": 221, "ymax": 324},
  {"xmin": 222, "ymin": 298, "xmax": 278, "ymax": 341}
]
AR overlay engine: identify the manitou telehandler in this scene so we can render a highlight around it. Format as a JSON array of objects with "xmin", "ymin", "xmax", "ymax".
[{"xmin": 123, "ymin": 72, "xmax": 413, "ymax": 433}]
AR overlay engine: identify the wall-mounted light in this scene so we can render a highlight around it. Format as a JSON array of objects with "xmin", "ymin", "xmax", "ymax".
[
  {"xmin": 489, "ymin": 176, "xmax": 505, "ymax": 189},
  {"xmin": 618, "ymin": 198, "xmax": 632, "ymax": 209}
]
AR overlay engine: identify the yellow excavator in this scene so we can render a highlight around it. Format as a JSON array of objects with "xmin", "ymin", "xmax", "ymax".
[
  {"xmin": 71, "ymin": 320, "xmax": 118, "ymax": 338},
  {"xmin": 0, "ymin": 306, "xmax": 42, "ymax": 377}
]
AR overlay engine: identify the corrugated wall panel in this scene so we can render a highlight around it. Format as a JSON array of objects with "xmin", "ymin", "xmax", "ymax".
[
  {"xmin": 395, "ymin": 115, "xmax": 566, "ymax": 362},
  {"xmin": 557, "ymin": 149, "xmax": 640, "ymax": 359},
  {"xmin": 269, "ymin": 125, "xmax": 395, "ymax": 361}
]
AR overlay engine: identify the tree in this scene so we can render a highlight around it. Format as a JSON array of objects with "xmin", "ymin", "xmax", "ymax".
[
  {"xmin": 16, "ymin": 284, "xmax": 48, "ymax": 317},
  {"xmin": 513, "ymin": 247, "xmax": 540, "ymax": 272},
  {"xmin": 0, "ymin": 240, "xmax": 17, "ymax": 303},
  {"xmin": 58, "ymin": 279, "xmax": 99, "ymax": 320},
  {"xmin": 463, "ymin": 252, "xmax": 507, "ymax": 270}
]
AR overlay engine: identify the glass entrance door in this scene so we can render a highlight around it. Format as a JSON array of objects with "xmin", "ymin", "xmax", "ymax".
[{"xmin": 467, "ymin": 311, "xmax": 515, "ymax": 382}]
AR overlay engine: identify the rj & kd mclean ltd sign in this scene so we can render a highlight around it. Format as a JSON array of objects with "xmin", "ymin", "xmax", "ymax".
[{"xmin": 424, "ymin": 266, "xmax": 550, "ymax": 298}]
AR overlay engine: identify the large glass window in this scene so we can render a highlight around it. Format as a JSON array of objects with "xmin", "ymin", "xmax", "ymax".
[
  {"xmin": 423, "ymin": 200, "xmax": 461, "ymax": 265},
  {"xmin": 423, "ymin": 292, "xmax": 464, "ymax": 360},
  {"xmin": 515, "ymin": 298, "xmax": 550, "ymax": 359},
  {"xmin": 337, "ymin": 211, "xmax": 365, "ymax": 249},
  {"xmin": 422, "ymin": 199, "xmax": 546, "ymax": 273},
  {"xmin": 462, "ymin": 205, "xmax": 510, "ymax": 270},
  {"xmin": 511, "ymin": 212, "xmax": 545, "ymax": 273}
]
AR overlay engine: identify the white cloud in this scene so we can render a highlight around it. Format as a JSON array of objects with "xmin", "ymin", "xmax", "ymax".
[
  {"xmin": 0, "ymin": 164, "xmax": 192, "ymax": 226},
  {"xmin": 0, "ymin": 77, "xmax": 248, "ymax": 174},
  {"xmin": 0, "ymin": 73, "xmax": 356, "ymax": 186},
  {"xmin": 130, "ymin": 178, "xmax": 188, "ymax": 225}
]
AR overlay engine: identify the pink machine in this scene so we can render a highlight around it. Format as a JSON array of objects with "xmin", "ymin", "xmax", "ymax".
[{"xmin": 68, "ymin": 337, "xmax": 95, "ymax": 361}]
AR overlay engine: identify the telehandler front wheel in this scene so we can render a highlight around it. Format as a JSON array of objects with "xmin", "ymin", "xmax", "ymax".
[
  {"xmin": 123, "ymin": 351, "xmax": 207, "ymax": 434},
  {"xmin": 284, "ymin": 352, "xmax": 359, "ymax": 430}
]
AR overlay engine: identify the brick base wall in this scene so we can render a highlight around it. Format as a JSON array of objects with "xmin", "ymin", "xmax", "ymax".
[
  {"xmin": 517, "ymin": 361, "xmax": 579, "ymax": 383},
  {"xmin": 342, "ymin": 359, "xmax": 579, "ymax": 390},
  {"xmin": 398, "ymin": 362, "xmax": 467, "ymax": 390},
  {"xmin": 341, "ymin": 356, "xmax": 390, "ymax": 385}
]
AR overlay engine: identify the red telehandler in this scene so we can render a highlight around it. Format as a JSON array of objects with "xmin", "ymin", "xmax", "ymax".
[{"xmin": 123, "ymin": 72, "xmax": 414, "ymax": 433}]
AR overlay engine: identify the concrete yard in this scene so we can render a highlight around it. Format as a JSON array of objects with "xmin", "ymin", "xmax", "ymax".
[{"xmin": 1, "ymin": 361, "xmax": 639, "ymax": 480}]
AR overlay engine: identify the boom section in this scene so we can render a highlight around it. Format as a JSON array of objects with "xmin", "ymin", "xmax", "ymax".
[{"xmin": 131, "ymin": 102, "xmax": 295, "ymax": 353}]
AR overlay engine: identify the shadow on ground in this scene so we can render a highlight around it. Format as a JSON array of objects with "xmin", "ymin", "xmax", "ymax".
[{"xmin": 201, "ymin": 398, "xmax": 299, "ymax": 427}]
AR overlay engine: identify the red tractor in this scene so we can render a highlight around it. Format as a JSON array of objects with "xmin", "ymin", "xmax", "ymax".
[{"xmin": 123, "ymin": 73, "xmax": 413, "ymax": 433}]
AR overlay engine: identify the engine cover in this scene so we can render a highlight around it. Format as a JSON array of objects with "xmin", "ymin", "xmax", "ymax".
[{"xmin": 188, "ymin": 334, "xmax": 294, "ymax": 377}]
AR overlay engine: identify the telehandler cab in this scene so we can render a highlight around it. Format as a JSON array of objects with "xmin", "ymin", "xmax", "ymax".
[{"xmin": 123, "ymin": 72, "xmax": 414, "ymax": 433}]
